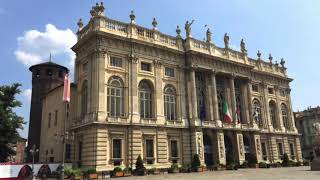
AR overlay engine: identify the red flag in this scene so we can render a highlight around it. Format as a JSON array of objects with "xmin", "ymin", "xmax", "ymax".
[{"xmin": 63, "ymin": 73, "xmax": 70, "ymax": 102}]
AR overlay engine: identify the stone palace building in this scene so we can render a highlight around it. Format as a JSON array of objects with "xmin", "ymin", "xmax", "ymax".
[
  {"xmin": 33, "ymin": 2, "xmax": 302, "ymax": 171},
  {"xmin": 295, "ymin": 106, "xmax": 320, "ymax": 158}
]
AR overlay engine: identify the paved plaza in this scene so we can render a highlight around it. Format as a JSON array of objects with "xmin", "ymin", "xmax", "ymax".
[{"xmin": 119, "ymin": 166, "xmax": 319, "ymax": 180}]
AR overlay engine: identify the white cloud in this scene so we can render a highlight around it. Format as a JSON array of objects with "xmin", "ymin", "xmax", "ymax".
[
  {"xmin": 23, "ymin": 89, "xmax": 32, "ymax": 101},
  {"xmin": 14, "ymin": 24, "xmax": 77, "ymax": 69}
]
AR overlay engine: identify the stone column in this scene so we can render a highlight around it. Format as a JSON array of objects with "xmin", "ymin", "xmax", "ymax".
[
  {"xmin": 275, "ymin": 86, "xmax": 284, "ymax": 131},
  {"xmin": 211, "ymin": 71, "xmax": 220, "ymax": 122},
  {"xmin": 128, "ymin": 55, "xmax": 140, "ymax": 123},
  {"xmin": 247, "ymin": 79, "xmax": 253, "ymax": 125},
  {"xmin": 190, "ymin": 130, "xmax": 205, "ymax": 165},
  {"xmin": 229, "ymin": 75, "xmax": 237, "ymax": 123},
  {"xmin": 235, "ymin": 132, "xmax": 246, "ymax": 164},
  {"xmin": 91, "ymin": 49, "xmax": 106, "ymax": 122},
  {"xmin": 154, "ymin": 60, "xmax": 165, "ymax": 124},
  {"xmin": 262, "ymin": 83, "xmax": 271, "ymax": 130},
  {"xmin": 241, "ymin": 82, "xmax": 249, "ymax": 124},
  {"xmin": 190, "ymin": 69, "xmax": 198, "ymax": 121},
  {"xmin": 207, "ymin": 76, "xmax": 214, "ymax": 121}
]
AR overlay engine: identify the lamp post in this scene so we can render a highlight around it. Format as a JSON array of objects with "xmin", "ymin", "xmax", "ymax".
[
  {"xmin": 55, "ymin": 130, "xmax": 74, "ymax": 180},
  {"xmin": 30, "ymin": 144, "xmax": 39, "ymax": 180}
]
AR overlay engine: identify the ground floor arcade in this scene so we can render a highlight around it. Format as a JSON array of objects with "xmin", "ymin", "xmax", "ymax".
[{"xmin": 66, "ymin": 124, "xmax": 302, "ymax": 171}]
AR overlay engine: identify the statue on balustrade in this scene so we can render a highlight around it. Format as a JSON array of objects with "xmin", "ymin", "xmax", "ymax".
[
  {"xmin": 224, "ymin": 33, "xmax": 230, "ymax": 49},
  {"xmin": 240, "ymin": 38, "xmax": 247, "ymax": 54},
  {"xmin": 185, "ymin": 20, "xmax": 194, "ymax": 38}
]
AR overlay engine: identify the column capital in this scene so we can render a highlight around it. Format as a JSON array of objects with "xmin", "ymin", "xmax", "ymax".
[
  {"xmin": 153, "ymin": 58, "xmax": 162, "ymax": 68},
  {"xmin": 211, "ymin": 69, "xmax": 217, "ymax": 75},
  {"xmin": 128, "ymin": 53, "xmax": 139, "ymax": 63}
]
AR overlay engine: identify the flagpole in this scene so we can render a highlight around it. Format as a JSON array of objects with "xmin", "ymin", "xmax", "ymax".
[{"xmin": 61, "ymin": 73, "xmax": 70, "ymax": 180}]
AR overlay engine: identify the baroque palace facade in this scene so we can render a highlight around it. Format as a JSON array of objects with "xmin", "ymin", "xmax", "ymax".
[{"xmin": 36, "ymin": 3, "xmax": 302, "ymax": 171}]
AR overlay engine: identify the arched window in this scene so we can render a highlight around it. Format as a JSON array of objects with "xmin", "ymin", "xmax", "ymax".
[
  {"xmin": 107, "ymin": 76, "xmax": 124, "ymax": 117},
  {"xmin": 281, "ymin": 103, "xmax": 289, "ymax": 129},
  {"xmin": 252, "ymin": 99, "xmax": 262, "ymax": 126},
  {"xmin": 139, "ymin": 80, "xmax": 153, "ymax": 118},
  {"xmin": 164, "ymin": 85, "xmax": 176, "ymax": 120},
  {"xmin": 81, "ymin": 80, "xmax": 88, "ymax": 117},
  {"xmin": 269, "ymin": 101, "xmax": 277, "ymax": 129}
]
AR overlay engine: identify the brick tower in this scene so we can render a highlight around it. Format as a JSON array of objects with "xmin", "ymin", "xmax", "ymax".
[{"xmin": 27, "ymin": 59, "xmax": 69, "ymax": 162}]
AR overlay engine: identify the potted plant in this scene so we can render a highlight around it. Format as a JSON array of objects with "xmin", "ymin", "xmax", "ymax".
[
  {"xmin": 86, "ymin": 168, "xmax": 98, "ymax": 179},
  {"xmin": 258, "ymin": 162, "xmax": 269, "ymax": 168},
  {"xmin": 179, "ymin": 163, "xmax": 190, "ymax": 173},
  {"xmin": 247, "ymin": 154, "xmax": 258, "ymax": 168},
  {"xmin": 149, "ymin": 168, "xmax": 160, "ymax": 175},
  {"xmin": 123, "ymin": 167, "xmax": 132, "ymax": 177},
  {"xmin": 64, "ymin": 167, "xmax": 73, "ymax": 179},
  {"xmin": 112, "ymin": 167, "xmax": 124, "ymax": 177},
  {"xmin": 71, "ymin": 168, "xmax": 83, "ymax": 180},
  {"xmin": 168, "ymin": 163, "xmax": 179, "ymax": 173},
  {"xmin": 191, "ymin": 154, "xmax": 202, "ymax": 172},
  {"xmin": 226, "ymin": 162, "xmax": 238, "ymax": 170},
  {"xmin": 135, "ymin": 155, "xmax": 145, "ymax": 176}
]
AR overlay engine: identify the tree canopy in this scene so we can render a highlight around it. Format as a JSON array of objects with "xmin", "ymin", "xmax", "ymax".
[{"xmin": 0, "ymin": 83, "xmax": 25, "ymax": 162}]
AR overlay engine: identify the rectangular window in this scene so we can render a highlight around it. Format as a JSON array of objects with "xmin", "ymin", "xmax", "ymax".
[
  {"xmin": 268, "ymin": 87, "xmax": 274, "ymax": 94},
  {"xmin": 141, "ymin": 62, "xmax": 151, "ymax": 72},
  {"xmin": 289, "ymin": 143, "xmax": 295, "ymax": 159},
  {"xmin": 49, "ymin": 157, "xmax": 54, "ymax": 163},
  {"xmin": 252, "ymin": 85, "xmax": 259, "ymax": 92},
  {"xmin": 110, "ymin": 57, "xmax": 123, "ymax": 67},
  {"xmin": 170, "ymin": 140, "xmax": 178, "ymax": 158},
  {"xmin": 146, "ymin": 139, "xmax": 154, "ymax": 164},
  {"xmin": 112, "ymin": 139, "xmax": 122, "ymax": 159},
  {"xmin": 78, "ymin": 141, "xmax": 82, "ymax": 161},
  {"xmin": 277, "ymin": 142, "xmax": 284, "ymax": 156},
  {"xmin": 165, "ymin": 67, "xmax": 175, "ymax": 77},
  {"xmin": 54, "ymin": 110, "xmax": 58, "ymax": 126},
  {"xmin": 48, "ymin": 113, "xmax": 51, "ymax": 128},
  {"xmin": 65, "ymin": 144, "xmax": 71, "ymax": 160}
]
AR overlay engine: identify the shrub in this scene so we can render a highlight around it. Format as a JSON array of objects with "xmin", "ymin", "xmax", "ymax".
[
  {"xmin": 135, "ymin": 155, "xmax": 145, "ymax": 176},
  {"xmin": 123, "ymin": 167, "xmax": 131, "ymax": 173},
  {"xmin": 86, "ymin": 167, "xmax": 96, "ymax": 174},
  {"xmin": 135, "ymin": 155, "xmax": 145, "ymax": 170},
  {"xmin": 240, "ymin": 161, "xmax": 248, "ymax": 168},
  {"xmin": 247, "ymin": 154, "xmax": 258, "ymax": 167},
  {"xmin": 170, "ymin": 163, "xmax": 179, "ymax": 170},
  {"xmin": 73, "ymin": 168, "xmax": 83, "ymax": 176},
  {"xmin": 258, "ymin": 162, "xmax": 268, "ymax": 168},
  {"xmin": 282, "ymin": 153, "xmax": 289, "ymax": 167},
  {"xmin": 64, "ymin": 167, "xmax": 73, "ymax": 177},
  {"xmin": 191, "ymin": 154, "xmax": 201, "ymax": 169}
]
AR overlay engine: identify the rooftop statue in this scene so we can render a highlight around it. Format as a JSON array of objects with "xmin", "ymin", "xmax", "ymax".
[
  {"xmin": 185, "ymin": 20, "xmax": 194, "ymax": 38},
  {"xmin": 224, "ymin": 33, "xmax": 229, "ymax": 49},
  {"xmin": 206, "ymin": 27, "xmax": 212, "ymax": 43},
  {"xmin": 280, "ymin": 58, "xmax": 286, "ymax": 68},
  {"xmin": 240, "ymin": 38, "xmax": 247, "ymax": 54},
  {"xmin": 90, "ymin": 2, "xmax": 105, "ymax": 17}
]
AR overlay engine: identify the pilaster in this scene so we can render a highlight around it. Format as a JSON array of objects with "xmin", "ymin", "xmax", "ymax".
[
  {"xmin": 128, "ymin": 54, "xmax": 140, "ymax": 123},
  {"xmin": 253, "ymin": 134, "xmax": 263, "ymax": 162},
  {"xmin": 229, "ymin": 75, "xmax": 237, "ymax": 123},
  {"xmin": 235, "ymin": 132, "xmax": 245, "ymax": 164},
  {"xmin": 154, "ymin": 59, "xmax": 165, "ymax": 124},
  {"xmin": 211, "ymin": 71, "xmax": 221, "ymax": 124}
]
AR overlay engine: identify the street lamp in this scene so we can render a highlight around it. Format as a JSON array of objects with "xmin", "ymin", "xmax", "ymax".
[
  {"xmin": 55, "ymin": 131, "xmax": 74, "ymax": 180},
  {"xmin": 30, "ymin": 144, "xmax": 39, "ymax": 180}
]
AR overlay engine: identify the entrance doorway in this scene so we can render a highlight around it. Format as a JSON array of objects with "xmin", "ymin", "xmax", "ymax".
[
  {"xmin": 224, "ymin": 135, "xmax": 234, "ymax": 165},
  {"xmin": 203, "ymin": 134, "xmax": 213, "ymax": 166},
  {"xmin": 243, "ymin": 136, "xmax": 251, "ymax": 161}
]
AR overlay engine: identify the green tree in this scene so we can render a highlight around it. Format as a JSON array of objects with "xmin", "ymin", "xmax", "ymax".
[{"xmin": 0, "ymin": 83, "xmax": 25, "ymax": 162}]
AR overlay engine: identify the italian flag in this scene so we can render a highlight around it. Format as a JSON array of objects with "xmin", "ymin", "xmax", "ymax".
[
  {"xmin": 63, "ymin": 73, "xmax": 71, "ymax": 102},
  {"xmin": 223, "ymin": 100, "xmax": 232, "ymax": 123}
]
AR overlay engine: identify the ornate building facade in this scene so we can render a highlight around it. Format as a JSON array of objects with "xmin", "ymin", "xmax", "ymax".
[
  {"xmin": 295, "ymin": 107, "xmax": 320, "ymax": 158},
  {"xmin": 38, "ymin": 2, "xmax": 302, "ymax": 171}
]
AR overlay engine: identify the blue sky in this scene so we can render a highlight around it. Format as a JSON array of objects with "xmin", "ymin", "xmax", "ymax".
[{"xmin": 0, "ymin": 0, "xmax": 319, "ymax": 138}]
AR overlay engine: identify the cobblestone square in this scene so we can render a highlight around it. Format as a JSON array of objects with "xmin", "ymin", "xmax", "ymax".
[{"xmin": 118, "ymin": 167, "xmax": 319, "ymax": 180}]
